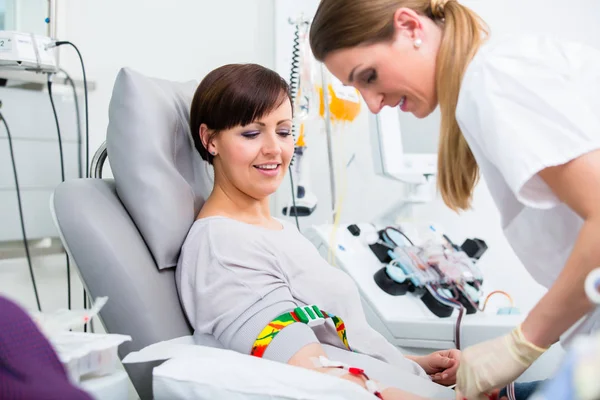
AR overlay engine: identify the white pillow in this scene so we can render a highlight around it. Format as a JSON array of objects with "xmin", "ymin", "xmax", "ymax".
[
  {"xmin": 106, "ymin": 68, "xmax": 213, "ymax": 269},
  {"xmin": 152, "ymin": 346, "xmax": 384, "ymax": 400},
  {"xmin": 153, "ymin": 348, "xmax": 380, "ymax": 400},
  {"xmin": 123, "ymin": 338, "xmax": 375, "ymax": 400}
]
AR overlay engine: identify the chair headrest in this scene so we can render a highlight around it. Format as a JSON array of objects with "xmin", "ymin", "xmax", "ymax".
[{"xmin": 107, "ymin": 68, "xmax": 213, "ymax": 269}]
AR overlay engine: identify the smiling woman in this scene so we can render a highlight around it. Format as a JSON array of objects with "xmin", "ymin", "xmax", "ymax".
[
  {"xmin": 175, "ymin": 63, "xmax": 461, "ymax": 400},
  {"xmin": 189, "ymin": 64, "xmax": 295, "ymax": 203}
]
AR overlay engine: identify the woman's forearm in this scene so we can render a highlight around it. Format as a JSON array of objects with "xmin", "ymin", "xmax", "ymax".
[
  {"xmin": 326, "ymin": 371, "xmax": 429, "ymax": 399},
  {"xmin": 288, "ymin": 343, "xmax": 377, "ymax": 394},
  {"xmin": 405, "ymin": 355, "xmax": 424, "ymax": 366},
  {"xmin": 405, "ymin": 355, "xmax": 430, "ymax": 375},
  {"xmin": 520, "ymin": 218, "xmax": 600, "ymax": 348},
  {"xmin": 329, "ymin": 371, "xmax": 429, "ymax": 400},
  {"xmin": 288, "ymin": 343, "xmax": 429, "ymax": 399}
]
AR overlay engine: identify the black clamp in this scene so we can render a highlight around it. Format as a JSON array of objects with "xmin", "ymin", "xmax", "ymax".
[
  {"xmin": 460, "ymin": 238, "xmax": 488, "ymax": 260},
  {"xmin": 347, "ymin": 224, "xmax": 361, "ymax": 237}
]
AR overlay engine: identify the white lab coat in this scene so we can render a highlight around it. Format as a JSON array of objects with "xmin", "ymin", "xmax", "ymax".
[{"xmin": 455, "ymin": 34, "xmax": 600, "ymax": 347}]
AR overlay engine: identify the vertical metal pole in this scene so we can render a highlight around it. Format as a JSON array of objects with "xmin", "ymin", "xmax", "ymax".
[
  {"xmin": 319, "ymin": 63, "xmax": 337, "ymax": 221},
  {"xmin": 47, "ymin": 0, "xmax": 59, "ymax": 65},
  {"xmin": 46, "ymin": 0, "xmax": 51, "ymax": 37},
  {"xmin": 46, "ymin": 0, "xmax": 58, "ymax": 38}
]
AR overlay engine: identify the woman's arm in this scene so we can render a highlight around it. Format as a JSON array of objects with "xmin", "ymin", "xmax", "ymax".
[
  {"xmin": 189, "ymin": 225, "xmax": 431, "ymax": 399},
  {"xmin": 456, "ymin": 150, "xmax": 600, "ymax": 398},
  {"xmin": 520, "ymin": 149, "xmax": 600, "ymax": 347},
  {"xmin": 288, "ymin": 343, "xmax": 429, "ymax": 400}
]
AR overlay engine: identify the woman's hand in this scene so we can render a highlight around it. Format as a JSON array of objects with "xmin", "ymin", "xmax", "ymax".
[{"xmin": 415, "ymin": 349, "xmax": 461, "ymax": 386}]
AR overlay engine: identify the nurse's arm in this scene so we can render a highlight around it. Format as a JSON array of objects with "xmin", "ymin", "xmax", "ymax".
[{"xmin": 520, "ymin": 149, "xmax": 600, "ymax": 348}]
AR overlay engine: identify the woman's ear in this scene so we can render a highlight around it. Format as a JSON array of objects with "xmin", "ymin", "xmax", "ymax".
[
  {"xmin": 392, "ymin": 7, "xmax": 423, "ymax": 41},
  {"xmin": 200, "ymin": 124, "xmax": 216, "ymax": 155}
]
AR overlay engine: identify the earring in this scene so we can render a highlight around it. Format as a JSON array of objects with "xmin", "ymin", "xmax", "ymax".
[
  {"xmin": 210, "ymin": 151, "xmax": 216, "ymax": 156},
  {"xmin": 414, "ymin": 38, "xmax": 422, "ymax": 49}
]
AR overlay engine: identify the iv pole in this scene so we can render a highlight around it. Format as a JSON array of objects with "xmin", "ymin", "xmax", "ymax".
[
  {"xmin": 287, "ymin": 15, "xmax": 337, "ymax": 222},
  {"xmin": 319, "ymin": 63, "xmax": 337, "ymax": 220}
]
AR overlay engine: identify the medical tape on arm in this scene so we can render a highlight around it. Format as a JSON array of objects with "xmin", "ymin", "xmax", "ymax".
[{"xmin": 310, "ymin": 355, "xmax": 387, "ymax": 398}]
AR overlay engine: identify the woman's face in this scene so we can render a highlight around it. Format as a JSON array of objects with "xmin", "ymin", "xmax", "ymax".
[
  {"xmin": 323, "ymin": 8, "xmax": 441, "ymax": 118},
  {"xmin": 208, "ymin": 98, "xmax": 295, "ymax": 200}
]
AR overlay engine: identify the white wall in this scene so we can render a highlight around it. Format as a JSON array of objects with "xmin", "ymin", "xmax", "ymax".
[
  {"xmin": 57, "ymin": 0, "xmax": 275, "ymax": 168},
  {"xmin": 0, "ymin": 87, "xmax": 80, "ymax": 241},
  {"xmin": 1, "ymin": 0, "xmax": 276, "ymax": 243},
  {"xmin": 273, "ymin": 0, "xmax": 600, "ymax": 312}
]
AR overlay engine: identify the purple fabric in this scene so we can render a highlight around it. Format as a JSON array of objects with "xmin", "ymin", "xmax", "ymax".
[{"xmin": 0, "ymin": 296, "xmax": 93, "ymax": 400}]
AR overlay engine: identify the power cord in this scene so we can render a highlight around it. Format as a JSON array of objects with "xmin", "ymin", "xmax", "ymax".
[
  {"xmin": 286, "ymin": 22, "xmax": 303, "ymax": 232},
  {"xmin": 51, "ymin": 41, "xmax": 93, "ymax": 331},
  {"xmin": 46, "ymin": 76, "xmax": 66, "ymax": 181},
  {"xmin": 59, "ymin": 69, "xmax": 83, "ymax": 178},
  {"xmin": 49, "ymin": 41, "xmax": 89, "ymax": 177},
  {"xmin": 0, "ymin": 109, "xmax": 42, "ymax": 311},
  {"xmin": 47, "ymin": 73, "xmax": 72, "ymax": 311},
  {"xmin": 288, "ymin": 165, "xmax": 300, "ymax": 230},
  {"xmin": 58, "ymin": 68, "xmax": 93, "ymax": 330}
]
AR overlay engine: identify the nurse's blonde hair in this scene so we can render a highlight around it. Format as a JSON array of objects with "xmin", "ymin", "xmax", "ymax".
[{"xmin": 309, "ymin": 0, "xmax": 488, "ymax": 211}]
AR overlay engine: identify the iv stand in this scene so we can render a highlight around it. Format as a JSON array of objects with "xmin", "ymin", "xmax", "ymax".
[
  {"xmin": 288, "ymin": 15, "xmax": 337, "ymax": 223},
  {"xmin": 319, "ymin": 63, "xmax": 337, "ymax": 220},
  {"xmin": 46, "ymin": 0, "xmax": 59, "ymax": 66}
]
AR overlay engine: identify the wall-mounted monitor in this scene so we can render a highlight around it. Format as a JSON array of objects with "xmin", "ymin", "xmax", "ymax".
[{"xmin": 369, "ymin": 106, "xmax": 439, "ymax": 184}]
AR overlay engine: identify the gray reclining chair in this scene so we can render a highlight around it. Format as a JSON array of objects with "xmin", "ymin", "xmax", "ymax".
[{"xmin": 51, "ymin": 68, "xmax": 213, "ymax": 399}]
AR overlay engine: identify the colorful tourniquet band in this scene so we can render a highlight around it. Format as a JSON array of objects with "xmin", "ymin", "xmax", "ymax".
[{"xmin": 251, "ymin": 304, "xmax": 350, "ymax": 358}]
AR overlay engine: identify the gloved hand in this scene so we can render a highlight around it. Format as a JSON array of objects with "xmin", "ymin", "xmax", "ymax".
[{"xmin": 455, "ymin": 325, "xmax": 548, "ymax": 399}]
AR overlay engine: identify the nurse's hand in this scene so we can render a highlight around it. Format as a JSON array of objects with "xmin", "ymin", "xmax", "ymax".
[
  {"xmin": 455, "ymin": 325, "xmax": 547, "ymax": 399},
  {"xmin": 419, "ymin": 349, "xmax": 461, "ymax": 386}
]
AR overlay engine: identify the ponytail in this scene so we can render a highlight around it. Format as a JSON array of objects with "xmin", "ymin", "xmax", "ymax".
[{"xmin": 433, "ymin": 0, "xmax": 488, "ymax": 210}]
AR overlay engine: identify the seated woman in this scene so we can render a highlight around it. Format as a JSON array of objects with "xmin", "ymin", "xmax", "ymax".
[{"xmin": 175, "ymin": 63, "xmax": 523, "ymax": 400}]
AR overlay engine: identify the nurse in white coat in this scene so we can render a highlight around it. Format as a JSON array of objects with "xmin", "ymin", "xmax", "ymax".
[{"xmin": 309, "ymin": 0, "xmax": 600, "ymax": 398}]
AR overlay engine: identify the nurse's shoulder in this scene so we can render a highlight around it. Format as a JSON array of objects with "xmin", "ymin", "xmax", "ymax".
[{"xmin": 460, "ymin": 34, "xmax": 600, "ymax": 96}]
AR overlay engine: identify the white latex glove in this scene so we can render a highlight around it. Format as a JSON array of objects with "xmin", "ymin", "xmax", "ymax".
[{"xmin": 455, "ymin": 325, "xmax": 548, "ymax": 400}]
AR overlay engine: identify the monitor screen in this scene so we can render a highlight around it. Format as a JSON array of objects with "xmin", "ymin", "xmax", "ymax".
[
  {"xmin": 369, "ymin": 106, "xmax": 438, "ymax": 181},
  {"xmin": 398, "ymin": 107, "xmax": 440, "ymax": 155}
]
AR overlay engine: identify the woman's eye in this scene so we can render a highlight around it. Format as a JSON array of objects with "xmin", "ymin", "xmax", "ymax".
[
  {"xmin": 278, "ymin": 130, "xmax": 292, "ymax": 137},
  {"xmin": 241, "ymin": 131, "xmax": 260, "ymax": 139},
  {"xmin": 365, "ymin": 71, "xmax": 377, "ymax": 84}
]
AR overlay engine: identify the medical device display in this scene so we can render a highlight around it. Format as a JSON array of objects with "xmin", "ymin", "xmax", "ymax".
[
  {"xmin": 348, "ymin": 223, "xmax": 492, "ymax": 318},
  {"xmin": 0, "ymin": 31, "xmax": 58, "ymax": 73}
]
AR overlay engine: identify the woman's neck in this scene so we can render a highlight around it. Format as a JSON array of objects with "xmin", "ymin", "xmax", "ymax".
[{"xmin": 199, "ymin": 180, "xmax": 273, "ymax": 226}]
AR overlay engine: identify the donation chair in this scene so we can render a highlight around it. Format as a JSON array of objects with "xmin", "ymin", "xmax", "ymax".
[
  {"xmin": 51, "ymin": 68, "xmax": 455, "ymax": 400},
  {"xmin": 51, "ymin": 67, "xmax": 213, "ymax": 399}
]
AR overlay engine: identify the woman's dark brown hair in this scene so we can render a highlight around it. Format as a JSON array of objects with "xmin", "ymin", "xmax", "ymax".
[{"xmin": 190, "ymin": 63, "xmax": 292, "ymax": 164}]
